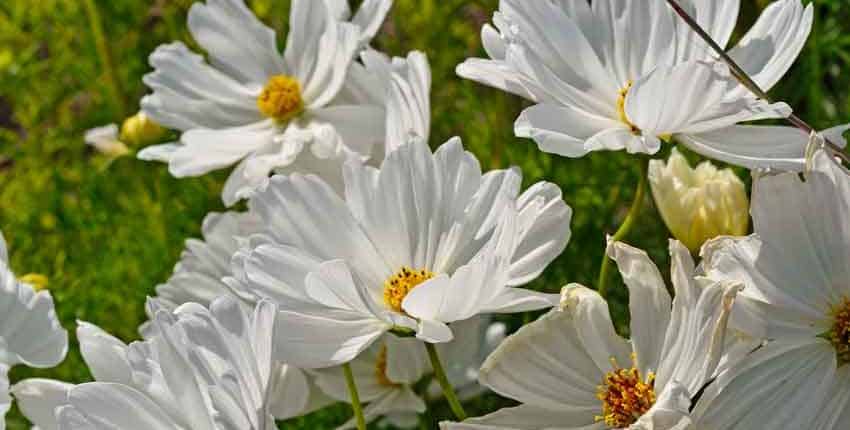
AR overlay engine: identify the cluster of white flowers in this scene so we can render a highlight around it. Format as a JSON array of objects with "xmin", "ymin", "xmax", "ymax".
[{"xmin": 7, "ymin": 0, "xmax": 850, "ymax": 429}]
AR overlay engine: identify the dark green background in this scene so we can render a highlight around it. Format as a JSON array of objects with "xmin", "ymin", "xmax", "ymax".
[{"xmin": 1, "ymin": 0, "xmax": 848, "ymax": 428}]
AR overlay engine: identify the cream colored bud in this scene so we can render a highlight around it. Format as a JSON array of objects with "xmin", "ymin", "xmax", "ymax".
[
  {"xmin": 648, "ymin": 148, "xmax": 749, "ymax": 253},
  {"xmin": 120, "ymin": 112, "xmax": 166, "ymax": 146},
  {"xmin": 84, "ymin": 124, "xmax": 129, "ymax": 157}
]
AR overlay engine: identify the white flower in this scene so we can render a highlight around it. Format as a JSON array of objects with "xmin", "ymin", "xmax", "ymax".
[
  {"xmin": 443, "ymin": 240, "xmax": 744, "ymax": 430},
  {"xmin": 384, "ymin": 51, "xmax": 431, "ymax": 154},
  {"xmin": 0, "ymin": 230, "xmax": 68, "ymax": 429},
  {"xmin": 313, "ymin": 335, "xmax": 429, "ymax": 430},
  {"xmin": 84, "ymin": 124, "xmax": 129, "ymax": 157},
  {"xmin": 138, "ymin": 0, "xmax": 392, "ymax": 206},
  {"xmin": 694, "ymin": 147, "xmax": 850, "ymax": 429},
  {"xmin": 227, "ymin": 138, "xmax": 572, "ymax": 367},
  {"xmin": 306, "ymin": 316, "xmax": 505, "ymax": 430},
  {"xmin": 456, "ymin": 0, "xmax": 826, "ymax": 170},
  {"xmin": 16, "ymin": 297, "xmax": 285, "ymax": 430},
  {"xmin": 148, "ymin": 211, "xmax": 262, "ymax": 311},
  {"xmin": 648, "ymin": 148, "xmax": 749, "ymax": 253}
]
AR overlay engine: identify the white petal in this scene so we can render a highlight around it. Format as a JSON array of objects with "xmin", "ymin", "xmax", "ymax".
[
  {"xmin": 630, "ymin": 380, "xmax": 692, "ymax": 430},
  {"xmin": 76, "ymin": 322, "xmax": 132, "ymax": 385},
  {"xmin": 478, "ymin": 307, "xmax": 607, "ymax": 413},
  {"xmin": 11, "ymin": 378, "xmax": 73, "ymax": 430},
  {"xmin": 560, "ymin": 285, "xmax": 632, "ymax": 373},
  {"xmin": 384, "ymin": 335, "xmax": 429, "ymax": 385},
  {"xmin": 0, "ymin": 278, "xmax": 68, "ymax": 368},
  {"xmin": 141, "ymin": 42, "xmax": 261, "ymax": 130},
  {"xmin": 165, "ymin": 121, "xmax": 275, "ymax": 177},
  {"xmin": 301, "ymin": 22, "xmax": 361, "ymax": 108},
  {"xmin": 187, "ymin": 0, "xmax": 286, "ymax": 84},
  {"xmin": 674, "ymin": 0, "xmax": 740, "ymax": 61},
  {"xmin": 273, "ymin": 309, "xmax": 388, "ymax": 368},
  {"xmin": 692, "ymin": 339, "xmax": 835, "ymax": 430},
  {"xmin": 310, "ymin": 104, "xmax": 385, "ymax": 157},
  {"xmin": 350, "ymin": 0, "xmax": 392, "ymax": 45},
  {"xmin": 385, "ymin": 51, "xmax": 431, "ymax": 155},
  {"xmin": 607, "ymin": 241, "xmax": 672, "ymax": 376},
  {"xmin": 515, "ymin": 103, "xmax": 620, "ymax": 158},
  {"xmin": 0, "ymin": 366, "xmax": 8, "ymax": 430},
  {"xmin": 678, "ymin": 125, "xmax": 808, "ymax": 171},
  {"xmin": 626, "ymin": 61, "xmax": 789, "ymax": 137},
  {"xmin": 455, "ymin": 58, "xmax": 542, "ymax": 102},
  {"xmin": 728, "ymin": 0, "xmax": 813, "ymax": 93},
  {"xmin": 305, "ymin": 260, "xmax": 381, "ymax": 317},
  {"xmin": 65, "ymin": 383, "xmax": 182, "ymax": 430}
]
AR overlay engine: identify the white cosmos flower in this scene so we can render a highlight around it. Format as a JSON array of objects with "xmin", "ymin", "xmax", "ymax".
[
  {"xmin": 456, "ymin": 0, "xmax": 827, "ymax": 170},
  {"xmin": 307, "ymin": 316, "xmax": 505, "ymax": 430},
  {"xmin": 17, "ymin": 297, "xmax": 281, "ymax": 430},
  {"xmin": 0, "ymin": 230, "xmax": 68, "ymax": 430},
  {"xmin": 443, "ymin": 240, "xmax": 744, "ymax": 430},
  {"xmin": 135, "ymin": 211, "xmax": 330, "ymax": 420},
  {"xmin": 138, "ymin": 0, "xmax": 393, "ymax": 206},
  {"xmin": 693, "ymin": 146, "xmax": 850, "ymax": 429},
  {"xmin": 226, "ymin": 138, "xmax": 572, "ymax": 367}
]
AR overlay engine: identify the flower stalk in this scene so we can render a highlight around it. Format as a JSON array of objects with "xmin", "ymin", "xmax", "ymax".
[
  {"xmin": 597, "ymin": 158, "xmax": 648, "ymax": 299},
  {"xmin": 342, "ymin": 362, "xmax": 367, "ymax": 430},
  {"xmin": 425, "ymin": 342, "xmax": 467, "ymax": 421},
  {"xmin": 665, "ymin": 0, "xmax": 850, "ymax": 165}
]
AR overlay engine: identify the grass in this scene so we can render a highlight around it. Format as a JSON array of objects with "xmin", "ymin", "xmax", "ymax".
[{"xmin": 1, "ymin": 0, "xmax": 848, "ymax": 428}]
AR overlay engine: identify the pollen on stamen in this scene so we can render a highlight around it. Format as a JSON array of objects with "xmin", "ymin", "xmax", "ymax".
[
  {"xmin": 257, "ymin": 74, "xmax": 304, "ymax": 122},
  {"xmin": 382, "ymin": 266, "xmax": 434, "ymax": 313},
  {"xmin": 616, "ymin": 80, "xmax": 641, "ymax": 135},
  {"xmin": 595, "ymin": 353, "xmax": 656, "ymax": 428},
  {"xmin": 830, "ymin": 296, "xmax": 850, "ymax": 366},
  {"xmin": 375, "ymin": 345, "xmax": 400, "ymax": 387}
]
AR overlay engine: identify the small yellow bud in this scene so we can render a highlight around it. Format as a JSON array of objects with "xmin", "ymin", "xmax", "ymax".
[
  {"xmin": 120, "ymin": 112, "xmax": 166, "ymax": 146},
  {"xmin": 648, "ymin": 148, "xmax": 749, "ymax": 253},
  {"xmin": 20, "ymin": 273, "xmax": 49, "ymax": 291},
  {"xmin": 84, "ymin": 124, "xmax": 129, "ymax": 157}
]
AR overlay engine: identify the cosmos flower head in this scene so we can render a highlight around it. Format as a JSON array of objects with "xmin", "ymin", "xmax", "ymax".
[
  {"xmin": 457, "ymin": 0, "xmax": 825, "ymax": 170},
  {"xmin": 138, "ymin": 0, "xmax": 395, "ymax": 206}
]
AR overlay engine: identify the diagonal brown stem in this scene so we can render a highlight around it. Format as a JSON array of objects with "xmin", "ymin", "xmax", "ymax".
[{"xmin": 665, "ymin": 0, "xmax": 850, "ymax": 164}]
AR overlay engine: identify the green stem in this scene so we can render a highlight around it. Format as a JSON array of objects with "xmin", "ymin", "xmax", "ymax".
[
  {"xmin": 342, "ymin": 363, "xmax": 367, "ymax": 430},
  {"xmin": 425, "ymin": 342, "xmax": 467, "ymax": 421},
  {"xmin": 82, "ymin": 0, "xmax": 126, "ymax": 117},
  {"xmin": 597, "ymin": 159, "xmax": 648, "ymax": 298}
]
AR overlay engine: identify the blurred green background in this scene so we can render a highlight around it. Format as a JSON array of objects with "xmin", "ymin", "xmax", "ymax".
[{"xmin": 1, "ymin": 0, "xmax": 848, "ymax": 428}]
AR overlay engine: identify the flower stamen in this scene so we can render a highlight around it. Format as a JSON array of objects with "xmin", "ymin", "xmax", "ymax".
[
  {"xmin": 257, "ymin": 75, "xmax": 304, "ymax": 122},
  {"xmin": 383, "ymin": 266, "xmax": 434, "ymax": 313},
  {"xmin": 595, "ymin": 354, "xmax": 656, "ymax": 428},
  {"xmin": 616, "ymin": 80, "xmax": 641, "ymax": 135},
  {"xmin": 830, "ymin": 297, "xmax": 850, "ymax": 366}
]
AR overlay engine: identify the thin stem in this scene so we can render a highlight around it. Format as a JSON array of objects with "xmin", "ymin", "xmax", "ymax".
[
  {"xmin": 665, "ymin": 0, "xmax": 850, "ymax": 165},
  {"xmin": 597, "ymin": 159, "xmax": 648, "ymax": 298},
  {"xmin": 342, "ymin": 363, "xmax": 367, "ymax": 430},
  {"xmin": 82, "ymin": 0, "xmax": 127, "ymax": 117},
  {"xmin": 425, "ymin": 342, "xmax": 467, "ymax": 421}
]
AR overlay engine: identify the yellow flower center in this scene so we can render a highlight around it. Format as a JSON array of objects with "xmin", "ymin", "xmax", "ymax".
[
  {"xmin": 830, "ymin": 297, "xmax": 850, "ymax": 366},
  {"xmin": 257, "ymin": 75, "xmax": 304, "ymax": 122},
  {"xmin": 20, "ymin": 273, "xmax": 49, "ymax": 291},
  {"xmin": 383, "ymin": 266, "xmax": 434, "ymax": 313},
  {"xmin": 375, "ymin": 345, "xmax": 400, "ymax": 387},
  {"xmin": 616, "ymin": 81, "xmax": 641, "ymax": 135},
  {"xmin": 596, "ymin": 356, "xmax": 656, "ymax": 428}
]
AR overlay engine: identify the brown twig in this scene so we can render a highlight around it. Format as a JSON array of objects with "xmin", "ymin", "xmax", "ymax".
[{"xmin": 665, "ymin": 0, "xmax": 850, "ymax": 165}]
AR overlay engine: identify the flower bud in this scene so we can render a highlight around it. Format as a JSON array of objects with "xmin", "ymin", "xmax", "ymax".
[
  {"xmin": 648, "ymin": 148, "xmax": 749, "ymax": 253},
  {"xmin": 84, "ymin": 124, "xmax": 129, "ymax": 157},
  {"xmin": 119, "ymin": 112, "xmax": 166, "ymax": 146}
]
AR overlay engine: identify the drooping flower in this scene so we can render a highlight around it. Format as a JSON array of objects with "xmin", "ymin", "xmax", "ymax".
[
  {"xmin": 310, "ymin": 316, "xmax": 505, "ymax": 430},
  {"xmin": 693, "ymin": 146, "xmax": 850, "ymax": 429},
  {"xmin": 443, "ymin": 240, "xmax": 745, "ymax": 430},
  {"xmin": 457, "ymin": 0, "xmax": 828, "ymax": 170},
  {"xmin": 138, "ymin": 0, "xmax": 393, "ymax": 206},
  {"xmin": 25, "ymin": 297, "xmax": 280, "ymax": 430},
  {"xmin": 0, "ymin": 230, "xmax": 68, "ymax": 429},
  {"xmin": 227, "ymin": 138, "xmax": 572, "ymax": 368},
  {"xmin": 648, "ymin": 148, "xmax": 749, "ymax": 253}
]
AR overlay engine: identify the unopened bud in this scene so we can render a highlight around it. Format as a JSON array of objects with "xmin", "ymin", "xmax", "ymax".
[{"xmin": 120, "ymin": 112, "xmax": 166, "ymax": 146}]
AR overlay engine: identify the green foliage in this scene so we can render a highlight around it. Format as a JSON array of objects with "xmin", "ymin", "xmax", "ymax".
[{"xmin": 0, "ymin": 0, "xmax": 847, "ymax": 428}]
